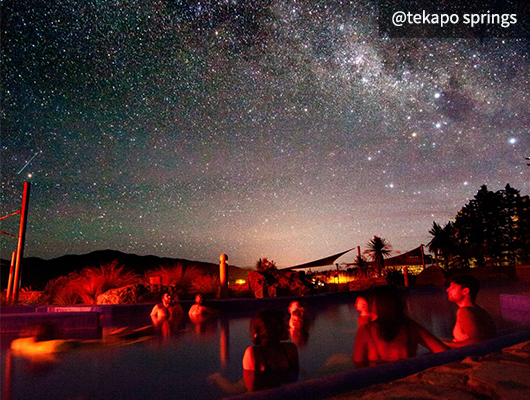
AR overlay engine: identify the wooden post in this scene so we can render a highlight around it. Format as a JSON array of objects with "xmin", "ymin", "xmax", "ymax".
[
  {"xmin": 219, "ymin": 253, "xmax": 228, "ymax": 299},
  {"xmin": 12, "ymin": 182, "xmax": 30, "ymax": 304},
  {"xmin": 420, "ymin": 244, "xmax": 426, "ymax": 271},
  {"xmin": 5, "ymin": 252, "xmax": 16, "ymax": 304}
]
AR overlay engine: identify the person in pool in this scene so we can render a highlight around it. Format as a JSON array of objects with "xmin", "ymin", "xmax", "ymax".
[
  {"xmin": 287, "ymin": 301, "xmax": 311, "ymax": 347},
  {"xmin": 151, "ymin": 292, "xmax": 183, "ymax": 324},
  {"xmin": 242, "ymin": 309, "xmax": 299, "ymax": 391},
  {"xmin": 354, "ymin": 296, "xmax": 373, "ymax": 327},
  {"xmin": 353, "ymin": 286, "xmax": 448, "ymax": 369},
  {"xmin": 445, "ymin": 275, "xmax": 496, "ymax": 347},
  {"xmin": 188, "ymin": 294, "xmax": 219, "ymax": 319},
  {"xmin": 150, "ymin": 292, "xmax": 184, "ymax": 337}
]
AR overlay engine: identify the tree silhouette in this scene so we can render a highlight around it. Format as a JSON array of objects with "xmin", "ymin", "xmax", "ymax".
[
  {"xmin": 255, "ymin": 258, "xmax": 277, "ymax": 272},
  {"xmin": 434, "ymin": 184, "xmax": 530, "ymax": 269},
  {"xmin": 365, "ymin": 236, "xmax": 392, "ymax": 277},
  {"xmin": 427, "ymin": 221, "xmax": 455, "ymax": 269},
  {"xmin": 456, "ymin": 185, "xmax": 515, "ymax": 267},
  {"xmin": 353, "ymin": 254, "xmax": 371, "ymax": 278},
  {"xmin": 500, "ymin": 184, "xmax": 530, "ymax": 265}
]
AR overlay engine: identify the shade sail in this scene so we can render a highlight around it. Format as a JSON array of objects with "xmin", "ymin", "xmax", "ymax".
[
  {"xmin": 281, "ymin": 248, "xmax": 356, "ymax": 270},
  {"xmin": 384, "ymin": 246, "xmax": 432, "ymax": 267}
]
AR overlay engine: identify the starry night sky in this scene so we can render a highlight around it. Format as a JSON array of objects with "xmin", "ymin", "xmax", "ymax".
[{"xmin": 1, "ymin": 0, "xmax": 529, "ymax": 268}]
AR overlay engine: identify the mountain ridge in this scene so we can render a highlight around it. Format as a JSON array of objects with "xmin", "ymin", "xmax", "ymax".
[{"xmin": 0, "ymin": 249, "xmax": 251, "ymax": 290}]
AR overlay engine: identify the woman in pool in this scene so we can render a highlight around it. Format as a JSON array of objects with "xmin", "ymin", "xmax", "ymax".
[
  {"xmin": 353, "ymin": 286, "xmax": 448, "ymax": 369},
  {"xmin": 354, "ymin": 296, "xmax": 373, "ymax": 327},
  {"xmin": 242, "ymin": 309, "xmax": 299, "ymax": 391}
]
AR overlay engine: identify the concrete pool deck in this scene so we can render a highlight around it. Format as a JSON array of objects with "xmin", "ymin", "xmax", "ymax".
[{"xmin": 328, "ymin": 338, "xmax": 530, "ymax": 400}]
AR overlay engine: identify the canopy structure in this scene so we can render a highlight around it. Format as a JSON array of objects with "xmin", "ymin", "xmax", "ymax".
[
  {"xmin": 281, "ymin": 247, "xmax": 356, "ymax": 271},
  {"xmin": 383, "ymin": 245, "xmax": 432, "ymax": 268}
]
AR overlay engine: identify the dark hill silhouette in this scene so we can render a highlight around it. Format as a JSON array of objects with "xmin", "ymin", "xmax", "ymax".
[{"xmin": 0, "ymin": 250, "xmax": 251, "ymax": 291}]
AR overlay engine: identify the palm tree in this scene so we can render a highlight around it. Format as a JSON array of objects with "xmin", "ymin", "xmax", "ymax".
[
  {"xmin": 365, "ymin": 236, "xmax": 392, "ymax": 277},
  {"xmin": 427, "ymin": 221, "xmax": 454, "ymax": 269},
  {"xmin": 353, "ymin": 255, "xmax": 371, "ymax": 279}
]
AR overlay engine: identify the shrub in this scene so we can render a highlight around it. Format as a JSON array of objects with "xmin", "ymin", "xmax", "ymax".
[
  {"xmin": 190, "ymin": 274, "xmax": 220, "ymax": 295},
  {"xmin": 38, "ymin": 273, "xmax": 81, "ymax": 305},
  {"xmin": 38, "ymin": 261, "xmax": 139, "ymax": 305},
  {"xmin": 255, "ymin": 258, "xmax": 277, "ymax": 272},
  {"xmin": 54, "ymin": 284, "xmax": 83, "ymax": 305},
  {"xmin": 144, "ymin": 263, "xmax": 202, "ymax": 294},
  {"xmin": 73, "ymin": 261, "xmax": 139, "ymax": 304}
]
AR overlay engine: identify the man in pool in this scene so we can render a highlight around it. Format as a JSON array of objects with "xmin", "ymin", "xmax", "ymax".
[
  {"xmin": 445, "ymin": 275, "xmax": 496, "ymax": 347},
  {"xmin": 188, "ymin": 294, "xmax": 219, "ymax": 319},
  {"xmin": 150, "ymin": 292, "xmax": 183, "ymax": 329}
]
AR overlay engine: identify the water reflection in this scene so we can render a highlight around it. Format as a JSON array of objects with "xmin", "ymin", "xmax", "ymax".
[{"xmin": 220, "ymin": 318, "xmax": 229, "ymax": 368}]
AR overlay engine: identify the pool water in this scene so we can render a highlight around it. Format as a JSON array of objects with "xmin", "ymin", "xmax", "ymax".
[{"xmin": 2, "ymin": 284, "xmax": 526, "ymax": 400}]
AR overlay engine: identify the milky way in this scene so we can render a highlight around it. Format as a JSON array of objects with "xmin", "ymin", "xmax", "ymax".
[{"xmin": 1, "ymin": 1, "xmax": 529, "ymax": 268}]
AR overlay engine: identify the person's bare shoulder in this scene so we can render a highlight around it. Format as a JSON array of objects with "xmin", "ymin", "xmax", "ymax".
[
  {"xmin": 457, "ymin": 306, "xmax": 480, "ymax": 323},
  {"xmin": 242, "ymin": 346, "xmax": 257, "ymax": 370}
]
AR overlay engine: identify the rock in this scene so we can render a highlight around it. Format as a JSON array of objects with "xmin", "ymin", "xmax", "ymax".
[
  {"xmin": 467, "ymin": 361, "xmax": 530, "ymax": 400},
  {"xmin": 350, "ymin": 382, "xmax": 480, "ymax": 400},
  {"xmin": 415, "ymin": 266, "xmax": 446, "ymax": 286},
  {"xmin": 248, "ymin": 271, "xmax": 267, "ymax": 298},
  {"xmin": 97, "ymin": 284, "xmax": 182, "ymax": 304},
  {"xmin": 97, "ymin": 284, "xmax": 148, "ymax": 304}
]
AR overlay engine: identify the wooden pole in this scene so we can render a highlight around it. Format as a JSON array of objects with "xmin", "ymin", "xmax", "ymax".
[
  {"xmin": 219, "ymin": 253, "xmax": 228, "ymax": 299},
  {"xmin": 5, "ymin": 252, "xmax": 16, "ymax": 304},
  {"xmin": 420, "ymin": 244, "xmax": 426, "ymax": 271},
  {"xmin": 12, "ymin": 182, "xmax": 30, "ymax": 304}
]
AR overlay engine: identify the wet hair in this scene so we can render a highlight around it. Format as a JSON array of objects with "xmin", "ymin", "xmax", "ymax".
[
  {"xmin": 368, "ymin": 286, "xmax": 407, "ymax": 342},
  {"xmin": 288, "ymin": 301, "xmax": 307, "ymax": 315},
  {"xmin": 450, "ymin": 275, "xmax": 480, "ymax": 301},
  {"xmin": 250, "ymin": 309, "xmax": 288, "ymax": 346},
  {"xmin": 291, "ymin": 309, "xmax": 304, "ymax": 318},
  {"xmin": 355, "ymin": 296, "xmax": 369, "ymax": 311}
]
